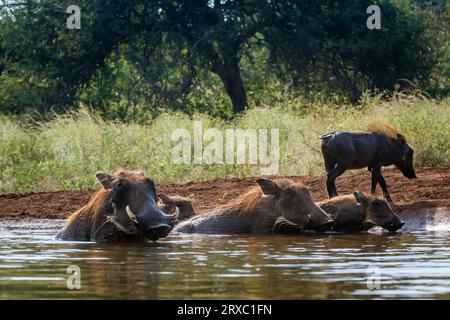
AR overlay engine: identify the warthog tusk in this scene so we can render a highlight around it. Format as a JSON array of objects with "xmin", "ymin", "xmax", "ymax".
[
  {"xmin": 126, "ymin": 205, "xmax": 138, "ymax": 224},
  {"xmin": 171, "ymin": 206, "xmax": 180, "ymax": 220}
]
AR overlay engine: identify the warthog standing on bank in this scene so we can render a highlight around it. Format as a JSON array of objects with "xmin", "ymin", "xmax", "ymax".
[
  {"xmin": 57, "ymin": 170, "xmax": 178, "ymax": 242},
  {"xmin": 320, "ymin": 122, "xmax": 416, "ymax": 202},
  {"xmin": 173, "ymin": 178, "xmax": 334, "ymax": 234},
  {"xmin": 157, "ymin": 193, "xmax": 197, "ymax": 221},
  {"xmin": 274, "ymin": 191, "xmax": 404, "ymax": 233}
]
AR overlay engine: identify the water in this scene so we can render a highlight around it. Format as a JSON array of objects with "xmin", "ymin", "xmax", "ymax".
[{"xmin": 1, "ymin": 219, "xmax": 450, "ymax": 299}]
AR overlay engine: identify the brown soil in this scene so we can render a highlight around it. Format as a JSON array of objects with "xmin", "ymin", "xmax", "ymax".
[{"xmin": 0, "ymin": 167, "xmax": 449, "ymax": 220}]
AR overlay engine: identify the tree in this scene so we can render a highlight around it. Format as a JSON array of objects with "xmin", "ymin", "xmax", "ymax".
[
  {"xmin": 261, "ymin": 0, "xmax": 448, "ymax": 102},
  {"xmin": 0, "ymin": 0, "xmax": 447, "ymax": 116},
  {"xmin": 136, "ymin": 0, "xmax": 261, "ymax": 113}
]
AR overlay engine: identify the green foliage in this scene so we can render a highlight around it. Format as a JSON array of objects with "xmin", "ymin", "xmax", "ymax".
[
  {"xmin": 0, "ymin": 1, "xmax": 447, "ymax": 117},
  {"xmin": 0, "ymin": 0, "xmax": 149, "ymax": 114},
  {"xmin": 262, "ymin": 0, "xmax": 449, "ymax": 102}
]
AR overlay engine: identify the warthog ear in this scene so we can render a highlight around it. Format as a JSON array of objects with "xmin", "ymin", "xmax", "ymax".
[
  {"xmin": 257, "ymin": 178, "xmax": 281, "ymax": 196},
  {"xmin": 96, "ymin": 171, "xmax": 114, "ymax": 189},
  {"xmin": 353, "ymin": 191, "xmax": 369, "ymax": 205},
  {"xmin": 397, "ymin": 133, "xmax": 406, "ymax": 145}
]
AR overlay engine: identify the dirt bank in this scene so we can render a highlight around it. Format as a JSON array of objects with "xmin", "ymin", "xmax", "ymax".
[{"xmin": 0, "ymin": 167, "xmax": 449, "ymax": 220}]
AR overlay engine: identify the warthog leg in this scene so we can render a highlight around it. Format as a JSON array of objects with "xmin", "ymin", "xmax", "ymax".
[
  {"xmin": 370, "ymin": 166, "xmax": 393, "ymax": 202},
  {"xmin": 326, "ymin": 163, "xmax": 349, "ymax": 198}
]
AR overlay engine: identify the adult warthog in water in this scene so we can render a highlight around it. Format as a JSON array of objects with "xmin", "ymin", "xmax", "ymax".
[
  {"xmin": 274, "ymin": 191, "xmax": 404, "ymax": 233},
  {"xmin": 173, "ymin": 178, "xmax": 333, "ymax": 234},
  {"xmin": 157, "ymin": 193, "xmax": 197, "ymax": 221},
  {"xmin": 320, "ymin": 122, "xmax": 416, "ymax": 201},
  {"xmin": 57, "ymin": 170, "xmax": 178, "ymax": 242}
]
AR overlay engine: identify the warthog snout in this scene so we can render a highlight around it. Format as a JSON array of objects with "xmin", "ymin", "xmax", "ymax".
[
  {"xmin": 316, "ymin": 220, "xmax": 334, "ymax": 232},
  {"xmin": 144, "ymin": 224, "xmax": 173, "ymax": 241},
  {"xmin": 383, "ymin": 219, "xmax": 404, "ymax": 232},
  {"xmin": 398, "ymin": 164, "xmax": 416, "ymax": 179},
  {"xmin": 405, "ymin": 170, "xmax": 417, "ymax": 179},
  {"xmin": 308, "ymin": 207, "xmax": 334, "ymax": 232},
  {"xmin": 396, "ymin": 144, "xmax": 417, "ymax": 179},
  {"xmin": 126, "ymin": 205, "xmax": 178, "ymax": 241}
]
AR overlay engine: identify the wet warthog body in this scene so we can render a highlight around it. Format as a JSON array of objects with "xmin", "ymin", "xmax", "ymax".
[
  {"xmin": 57, "ymin": 170, "xmax": 178, "ymax": 242},
  {"xmin": 321, "ymin": 123, "xmax": 416, "ymax": 201},
  {"xmin": 174, "ymin": 178, "xmax": 333, "ymax": 234},
  {"xmin": 157, "ymin": 194, "xmax": 197, "ymax": 221},
  {"xmin": 274, "ymin": 192, "xmax": 404, "ymax": 233},
  {"xmin": 318, "ymin": 192, "xmax": 404, "ymax": 232}
]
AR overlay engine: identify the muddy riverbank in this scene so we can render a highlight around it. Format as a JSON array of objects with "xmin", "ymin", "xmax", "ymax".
[{"xmin": 0, "ymin": 167, "xmax": 449, "ymax": 220}]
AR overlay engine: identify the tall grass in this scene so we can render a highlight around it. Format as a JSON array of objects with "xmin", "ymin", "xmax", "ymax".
[{"xmin": 0, "ymin": 95, "xmax": 449, "ymax": 194}]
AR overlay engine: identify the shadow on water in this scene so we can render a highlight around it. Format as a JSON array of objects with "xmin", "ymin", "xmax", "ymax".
[{"xmin": 1, "ymin": 217, "xmax": 450, "ymax": 299}]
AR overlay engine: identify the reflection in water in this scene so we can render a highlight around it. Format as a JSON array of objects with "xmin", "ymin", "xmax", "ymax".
[{"xmin": 1, "ymin": 220, "xmax": 450, "ymax": 299}]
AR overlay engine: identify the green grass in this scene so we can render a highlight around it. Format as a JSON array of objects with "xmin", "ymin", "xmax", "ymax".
[{"xmin": 0, "ymin": 94, "xmax": 449, "ymax": 194}]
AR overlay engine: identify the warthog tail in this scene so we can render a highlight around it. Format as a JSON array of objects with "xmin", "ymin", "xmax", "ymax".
[{"xmin": 320, "ymin": 131, "xmax": 336, "ymax": 139}]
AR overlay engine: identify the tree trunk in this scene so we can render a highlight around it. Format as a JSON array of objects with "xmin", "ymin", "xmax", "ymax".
[{"xmin": 212, "ymin": 57, "xmax": 248, "ymax": 114}]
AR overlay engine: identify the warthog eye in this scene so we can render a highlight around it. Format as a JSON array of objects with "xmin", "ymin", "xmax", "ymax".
[
  {"xmin": 116, "ymin": 180, "xmax": 124, "ymax": 189},
  {"xmin": 284, "ymin": 189, "xmax": 296, "ymax": 198}
]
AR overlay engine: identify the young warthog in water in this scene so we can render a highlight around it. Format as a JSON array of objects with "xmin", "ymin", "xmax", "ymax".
[
  {"xmin": 274, "ymin": 192, "xmax": 404, "ymax": 233},
  {"xmin": 57, "ymin": 170, "xmax": 178, "ymax": 242},
  {"xmin": 173, "ymin": 178, "xmax": 333, "ymax": 234},
  {"xmin": 157, "ymin": 193, "xmax": 197, "ymax": 221},
  {"xmin": 321, "ymin": 122, "xmax": 416, "ymax": 201},
  {"xmin": 319, "ymin": 192, "xmax": 404, "ymax": 232}
]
